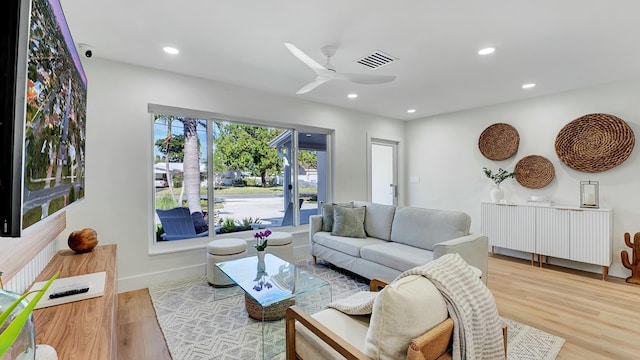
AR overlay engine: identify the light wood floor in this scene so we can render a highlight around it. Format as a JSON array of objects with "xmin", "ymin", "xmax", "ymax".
[
  {"xmin": 117, "ymin": 290, "xmax": 172, "ymax": 359},
  {"xmin": 117, "ymin": 255, "xmax": 640, "ymax": 359}
]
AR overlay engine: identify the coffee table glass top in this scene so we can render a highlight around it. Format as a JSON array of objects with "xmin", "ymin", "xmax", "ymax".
[{"xmin": 215, "ymin": 253, "xmax": 329, "ymax": 307}]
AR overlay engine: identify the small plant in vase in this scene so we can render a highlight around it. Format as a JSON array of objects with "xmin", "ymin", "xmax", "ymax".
[
  {"xmin": 1, "ymin": 271, "xmax": 59, "ymax": 358},
  {"xmin": 253, "ymin": 229, "xmax": 272, "ymax": 252},
  {"xmin": 254, "ymin": 229, "xmax": 272, "ymax": 271},
  {"xmin": 483, "ymin": 167, "xmax": 516, "ymax": 203}
]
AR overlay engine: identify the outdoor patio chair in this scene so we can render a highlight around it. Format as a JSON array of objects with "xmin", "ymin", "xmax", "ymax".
[{"xmin": 157, "ymin": 207, "xmax": 209, "ymax": 240}]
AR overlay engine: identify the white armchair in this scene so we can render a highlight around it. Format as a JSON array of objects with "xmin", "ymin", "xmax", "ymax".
[{"xmin": 286, "ymin": 278, "xmax": 455, "ymax": 360}]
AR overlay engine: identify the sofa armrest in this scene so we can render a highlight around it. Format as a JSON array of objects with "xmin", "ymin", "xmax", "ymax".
[
  {"xmin": 309, "ymin": 215, "xmax": 323, "ymax": 243},
  {"xmin": 285, "ymin": 306, "xmax": 370, "ymax": 360},
  {"xmin": 433, "ymin": 234, "xmax": 489, "ymax": 283}
]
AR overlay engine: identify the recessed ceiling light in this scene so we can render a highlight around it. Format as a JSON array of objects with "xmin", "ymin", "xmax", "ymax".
[
  {"xmin": 347, "ymin": 93, "xmax": 358, "ymax": 99},
  {"xmin": 522, "ymin": 83, "xmax": 536, "ymax": 89},
  {"xmin": 305, "ymin": 133, "xmax": 312, "ymax": 137},
  {"xmin": 478, "ymin": 47, "xmax": 496, "ymax": 55},
  {"xmin": 407, "ymin": 109, "xmax": 416, "ymax": 113},
  {"xmin": 163, "ymin": 46, "xmax": 179, "ymax": 55}
]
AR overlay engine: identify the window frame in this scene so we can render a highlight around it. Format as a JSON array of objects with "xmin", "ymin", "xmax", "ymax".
[{"xmin": 147, "ymin": 104, "xmax": 332, "ymax": 255}]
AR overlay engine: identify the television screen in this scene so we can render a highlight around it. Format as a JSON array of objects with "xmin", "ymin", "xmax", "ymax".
[{"xmin": 0, "ymin": 0, "xmax": 87, "ymax": 236}]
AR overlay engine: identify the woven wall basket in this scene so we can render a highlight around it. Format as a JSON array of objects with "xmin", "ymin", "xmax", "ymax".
[
  {"xmin": 478, "ymin": 123, "xmax": 520, "ymax": 161},
  {"xmin": 515, "ymin": 155, "xmax": 555, "ymax": 189},
  {"xmin": 555, "ymin": 113, "xmax": 635, "ymax": 173}
]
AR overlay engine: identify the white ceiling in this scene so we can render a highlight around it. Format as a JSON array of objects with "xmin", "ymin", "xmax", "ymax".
[{"xmin": 59, "ymin": 0, "xmax": 640, "ymax": 120}]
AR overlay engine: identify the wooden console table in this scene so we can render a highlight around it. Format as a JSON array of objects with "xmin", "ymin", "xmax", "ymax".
[{"xmin": 32, "ymin": 244, "xmax": 117, "ymax": 360}]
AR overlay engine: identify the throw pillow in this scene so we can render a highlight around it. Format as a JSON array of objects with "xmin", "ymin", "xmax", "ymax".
[
  {"xmin": 321, "ymin": 202, "xmax": 353, "ymax": 232},
  {"xmin": 327, "ymin": 291, "xmax": 378, "ymax": 315},
  {"xmin": 331, "ymin": 206, "xmax": 366, "ymax": 238},
  {"xmin": 364, "ymin": 275, "xmax": 448, "ymax": 359}
]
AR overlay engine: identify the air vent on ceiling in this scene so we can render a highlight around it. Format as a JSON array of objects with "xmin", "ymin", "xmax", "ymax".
[{"xmin": 356, "ymin": 50, "xmax": 398, "ymax": 70}]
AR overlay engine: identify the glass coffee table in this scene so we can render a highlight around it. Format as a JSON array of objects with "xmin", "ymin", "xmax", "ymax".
[{"xmin": 214, "ymin": 253, "xmax": 331, "ymax": 359}]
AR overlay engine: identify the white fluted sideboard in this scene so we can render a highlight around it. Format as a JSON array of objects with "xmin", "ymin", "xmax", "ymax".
[{"xmin": 481, "ymin": 202, "xmax": 612, "ymax": 280}]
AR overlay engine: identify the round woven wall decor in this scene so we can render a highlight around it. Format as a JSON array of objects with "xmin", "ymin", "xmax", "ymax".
[
  {"xmin": 478, "ymin": 123, "xmax": 520, "ymax": 160},
  {"xmin": 515, "ymin": 155, "xmax": 555, "ymax": 189},
  {"xmin": 555, "ymin": 113, "xmax": 635, "ymax": 173}
]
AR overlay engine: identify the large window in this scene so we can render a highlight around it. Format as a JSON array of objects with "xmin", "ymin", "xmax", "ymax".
[
  {"xmin": 153, "ymin": 115, "xmax": 209, "ymax": 242},
  {"xmin": 151, "ymin": 109, "xmax": 329, "ymax": 250}
]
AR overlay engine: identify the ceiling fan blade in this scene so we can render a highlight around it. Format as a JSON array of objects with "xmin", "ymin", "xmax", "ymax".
[
  {"xmin": 285, "ymin": 43, "xmax": 326, "ymax": 74},
  {"xmin": 296, "ymin": 76, "xmax": 331, "ymax": 94},
  {"xmin": 335, "ymin": 73, "xmax": 396, "ymax": 85}
]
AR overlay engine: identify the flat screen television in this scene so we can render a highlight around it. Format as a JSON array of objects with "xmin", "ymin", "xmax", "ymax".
[{"xmin": 1, "ymin": 0, "xmax": 87, "ymax": 236}]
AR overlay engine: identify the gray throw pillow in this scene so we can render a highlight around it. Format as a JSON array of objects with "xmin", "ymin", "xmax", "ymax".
[
  {"xmin": 332, "ymin": 206, "xmax": 366, "ymax": 238},
  {"xmin": 322, "ymin": 202, "xmax": 353, "ymax": 232}
]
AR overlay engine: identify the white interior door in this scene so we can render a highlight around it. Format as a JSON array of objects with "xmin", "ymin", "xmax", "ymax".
[{"xmin": 370, "ymin": 141, "xmax": 397, "ymax": 205}]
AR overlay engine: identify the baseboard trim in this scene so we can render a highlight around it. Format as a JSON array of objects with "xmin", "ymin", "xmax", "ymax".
[
  {"xmin": 118, "ymin": 263, "xmax": 206, "ymax": 293},
  {"xmin": 118, "ymin": 242, "xmax": 311, "ymax": 293}
]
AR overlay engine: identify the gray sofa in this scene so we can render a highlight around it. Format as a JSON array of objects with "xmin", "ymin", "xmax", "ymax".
[{"xmin": 309, "ymin": 201, "xmax": 489, "ymax": 283}]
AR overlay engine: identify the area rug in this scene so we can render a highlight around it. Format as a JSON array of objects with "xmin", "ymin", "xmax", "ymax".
[{"xmin": 149, "ymin": 258, "xmax": 565, "ymax": 360}]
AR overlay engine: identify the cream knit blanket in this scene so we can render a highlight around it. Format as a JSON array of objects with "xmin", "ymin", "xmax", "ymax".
[{"xmin": 327, "ymin": 253, "xmax": 504, "ymax": 360}]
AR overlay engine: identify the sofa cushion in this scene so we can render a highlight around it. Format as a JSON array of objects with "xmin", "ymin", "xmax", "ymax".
[
  {"xmin": 313, "ymin": 232, "xmax": 388, "ymax": 257},
  {"xmin": 390, "ymin": 206, "xmax": 471, "ymax": 251},
  {"xmin": 332, "ymin": 206, "xmax": 367, "ymax": 238},
  {"xmin": 322, "ymin": 202, "xmax": 353, "ymax": 232},
  {"xmin": 295, "ymin": 309, "xmax": 370, "ymax": 360},
  {"xmin": 353, "ymin": 201, "xmax": 396, "ymax": 241},
  {"xmin": 360, "ymin": 242, "xmax": 434, "ymax": 272},
  {"xmin": 364, "ymin": 275, "xmax": 448, "ymax": 359}
]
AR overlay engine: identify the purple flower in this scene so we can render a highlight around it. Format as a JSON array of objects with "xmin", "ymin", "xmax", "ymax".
[{"xmin": 253, "ymin": 229, "xmax": 272, "ymax": 251}]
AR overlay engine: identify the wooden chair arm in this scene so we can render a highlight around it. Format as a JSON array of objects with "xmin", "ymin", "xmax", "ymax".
[
  {"xmin": 407, "ymin": 318, "xmax": 454, "ymax": 360},
  {"xmin": 369, "ymin": 278, "xmax": 389, "ymax": 292},
  {"xmin": 285, "ymin": 306, "xmax": 370, "ymax": 360},
  {"xmin": 406, "ymin": 319, "xmax": 507, "ymax": 360},
  {"xmin": 502, "ymin": 323, "xmax": 508, "ymax": 358}
]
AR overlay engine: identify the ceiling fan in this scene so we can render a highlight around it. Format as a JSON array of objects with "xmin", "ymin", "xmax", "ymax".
[{"xmin": 284, "ymin": 43, "xmax": 396, "ymax": 94}]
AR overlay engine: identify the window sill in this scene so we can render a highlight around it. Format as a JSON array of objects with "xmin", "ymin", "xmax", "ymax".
[
  {"xmin": 148, "ymin": 224, "xmax": 309, "ymax": 256},
  {"xmin": 148, "ymin": 236, "xmax": 212, "ymax": 255}
]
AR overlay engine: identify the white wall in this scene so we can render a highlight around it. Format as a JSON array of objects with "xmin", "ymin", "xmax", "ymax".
[
  {"xmin": 62, "ymin": 58, "xmax": 405, "ymax": 292},
  {"xmin": 405, "ymin": 78, "xmax": 640, "ymax": 278}
]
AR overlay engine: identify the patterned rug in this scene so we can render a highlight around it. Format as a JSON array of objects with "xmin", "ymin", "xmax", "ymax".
[{"xmin": 149, "ymin": 258, "xmax": 565, "ymax": 360}]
